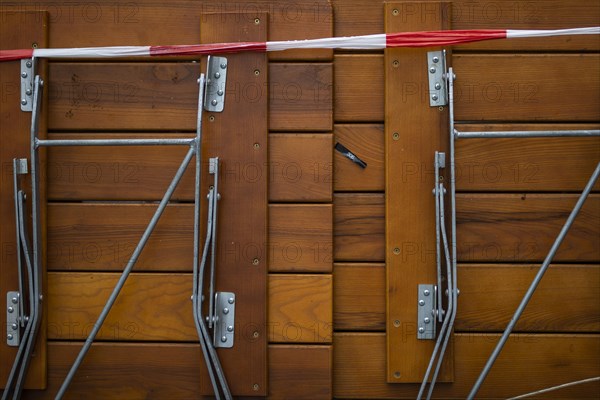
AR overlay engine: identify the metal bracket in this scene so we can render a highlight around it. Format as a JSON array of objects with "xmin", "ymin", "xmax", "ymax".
[
  {"xmin": 20, "ymin": 59, "xmax": 34, "ymax": 112},
  {"xmin": 14, "ymin": 158, "xmax": 28, "ymax": 175},
  {"xmin": 417, "ymin": 284, "xmax": 437, "ymax": 340},
  {"xmin": 213, "ymin": 292, "xmax": 235, "ymax": 348},
  {"xmin": 204, "ymin": 56, "xmax": 228, "ymax": 112},
  {"xmin": 6, "ymin": 292, "xmax": 21, "ymax": 346},
  {"xmin": 427, "ymin": 50, "xmax": 447, "ymax": 107}
]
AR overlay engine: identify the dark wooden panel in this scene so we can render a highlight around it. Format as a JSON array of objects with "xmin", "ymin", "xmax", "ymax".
[
  {"xmin": 454, "ymin": 54, "xmax": 600, "ymax": 122},
  {"xmin": 0, "ymin": 11, "xmax": 47, "ymax": 390},
  {"xmin": 334, "ymin": 55, "xmax": 384, "ymax": 122},
  {"xmin": 457, "ymin": 264, "xmax": 600, "ymax": 332},
  {"xmin": 268, "ymin": 63, "xmax": 333, "ymax": 132},
  {"xmin": 47, "ymin": 203, "xmax": 193, "ymax": 271},
  {"xmin": 457, "ymin": 194, "xmax": 600, "ymax": 262},
  {"xmin": 269, "ymin": 133, "xmax": 332, "ymax": 202},
  {"xmin": 455, "ymin": 124, "xmax": 600, "ymax": 192},
  {"xmin": 333, "ymin": 0, "xmax": 600, "ymax": 51},
  {"xmin": 334, "ymin": 124, "xmax": 384, "ymax": 192},
  {"xmin": 268, "ymin": 345, "xmax": 332, "ymax": 399},
  {"xmin": 268, "ymin": 274, "xmax": 332, "ymax": 344},
  {"xmin": 268, "ymin": 204, "xmax": 332, "ymax": 273},
  {"xmin": 333, "ymin": 263, "xmax": 385, "ymax": 331},
  {"xmin": 333, "ymin": 193, "xmax": 385, "ymax": 262},
  {"xmin": 334, "ymin": 332, "xmax": 600, "ymax": 399}
]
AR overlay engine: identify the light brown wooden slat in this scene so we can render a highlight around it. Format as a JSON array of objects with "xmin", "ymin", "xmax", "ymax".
[
  {"xmin": 457, "ymin": 264, "xmax": 600, "ymax": 332},
  {"xmin": 22, "ymin": 343, "xmax": 331, "ymax": 399},
  {"xmin": 268, "ymin": 274, "xmax": 332, "ymax": 344},
  {"xmin": 333, "ymin": 0, "xmax": 600, "ymax": 51},
  {"xmin": 333, "ymin": 263, "xmax": 385, "ymax": 331},
  {"xmin": 333, "ymin": 193, "xmax": 385, "ymax": 262},
  {"xmin": 454, "ymin": 54, "xmax": 600, "ymax": 122},
  {"xmin": 334, "ymin": 124, "xmax": 384, "ymax": 192},
  {"xmin": 268, "ymin": 204, "xmax": 332, "ymax": 273},
  {"xmin": 268, "ymin": 63, "xmax": 333, "ymax": 132},
  {"xmin": 455, "ymin": 123, "xmax": 600, "ymax": 192},
  {"xmin": 334, "ymin": 332, "xmax": 600, "ymax": 399},
  {"xmin": 269, "ymin": 133, "xmax": 333, "ymax": 202},
  {"xmin": 457, "ymin": 194, "xmax": 600, "ymax": 262},
  {"xmin": 268, "ymin": 345, "xmax": 332, "ymax": 399},
  {"xmin": 47, "ymin": 203, "xmax": 193, "ymax": 271},
  {"xmin": 334, "ymin": 55, "xmax": 384, "ymax": 122},
  {"xmin": 0, "ymin": 11, "xmax": 47, "ymax": 390}
]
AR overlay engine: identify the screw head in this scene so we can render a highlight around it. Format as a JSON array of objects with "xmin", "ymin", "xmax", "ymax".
[
  {"xmin": 217, "ymin": 89, "xmax": 223, "ymax": 96},
  {"xmin": 392, "ymin": 60, "xmax": 399, "ymax": 68},
  {"xmin": 223, "ymin": 308, "xmax": 229, "ymax": 315},
  {"xmin": 423, "ymin": 289, "xmax": 430, "ymax": 296},
  {"xmin": 434, "ymin": 83, "xmax": 441, "ymax": 90},
  {"xmin": 209, "ymin": 115, "xmax": 215, "ymax": 122},
  {"xmin": 432, "ymin": 94, "xmax": 439, "ymax": 101},
  {"xmin": 392, "ymin": 9, "xmax": 399, "ymax": 16},
  {"xmin": 228, "ymin": 297, "xmax": 234, "ymax": 304},
  {"xmin": 253, "ymin": 331, "xmax": 259, "ymax": 338},
  {"xmin": 393, "ymin": 320, "xmax": 401, "ymax": 328},
  {"xmin": 418, "ymin": 300, "xmax": 425, "ymax": 306},
  {"xmin": 11, "ymin": 297, "xmax": 18, "ymax": 304},
  {"xmin": 221, "ymin": 336, "xmax": 227, "ymax": 343},
  {"xmin": 220, "ymin": 62, "xmax": 227, "ymax": 69},
  {"xmin": 211, "ymin": 99, "xmax": 218, "ymax": 106},
  {"xmin": 214, "ymin": 72, "xmax": 221, "ymax": 79},
  {"xmin": 252, "ymin": 258, "xmax": 260, "ymax": 265},
  {"xmin": 7, "ymin": 334, "xmax": 13, "ymax": 341},
  {"xmin": 227, "ymin": 325, "xmax": 234, "ymax": 332},
  {"xmin": 254, "ymin": 18, "xmax": 260, "ymax": 24},
  {"xmin": 432, "ymin": 56, "xmax": 439, "ymax": 63},
  {"xmin": 21, "ymin": 71, "xmax": 28, "ymax": 78},
  {"xmin": 26, "ymin": 88, "xmax": 32, "ymax": 96},
  {"xmin": 254, "ymin": 69, "xmax": 260, "ymax": 76},
  {"xmin": 253, "ymin": 383, "xmax": 260, "ymax": 391},
  {"xmin": 429, "ymin": 67, "xmax": 436, "ymax": 74},
  {"xmin": 7, "ymin": 306, "xmax": 14, "ymax": 313},
  {"xmin": 424, "ymin": 317, "xmax": 431, "ymax": 324},
  {"xmin": 418, "ymin": 327, "xmax": 425, "ymax": 333},
  {"xmin": 11, "ymin": 323, "xmax": 18, "ymax": 330},
  {"xmin": 26, "ymin": 61, "xmax": 32, "ymax": 68},
  {"xmin": 392, "ymin": 132, "xmax": 400, "ymax": 141},
  {"xmin": 21, "ymin": 99, "xmax": 27, "ymax": 106}
]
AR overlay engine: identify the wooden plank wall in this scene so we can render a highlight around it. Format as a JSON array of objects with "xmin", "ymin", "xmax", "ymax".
[{"xmin": 332, "ymin": 0, "xmax": 600, "ymax": 398}]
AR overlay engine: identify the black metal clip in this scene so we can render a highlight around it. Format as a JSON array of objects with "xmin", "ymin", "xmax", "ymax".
[{"xmin": 335, "ymin": 142, "xmax": 367, "ymax": 169}]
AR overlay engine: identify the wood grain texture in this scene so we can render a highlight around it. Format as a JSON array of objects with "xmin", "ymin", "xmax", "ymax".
[
  {"xmin": 334, "ymin": 124, "xmax": 384, "ymax": 192},
  {"xmin": 268, "ymin": 204, "xmax": 332, "ymax": 273},
  {"xmin": 268, "ymin": 345, "xmax": 332, "ymax": 399},
  {"xmin": 334, "ymin": 332, "xmax": 600, "ymax": 399},
  {"xmin": 268, "ymin": 63, "xmax": 333, "ymax": 132},
  {"xmin": 0, "ymin": 11, "xmax": 47, "ymax": 390},
  {"xmin": 457, "ymin": 194, "xmax": 600, "ymax": 262},
  {"xmin": 333, "ymin": 263, "xmax": 385, "ymax": 331},
  {"xmin": 269, "ymin": 133, "xmax": 333, "ymax": 202},
  {"xmin": 385, "ymin": 2, "xmax": 451, "ymax": 383},
  {"xmin": 334, "ymin": 55, "xmax": 384, "ymax": 122},
  {"xmin": 47, "ymin": 203, "xmax": 193, "ymax": 271},
  {"xmin": 333, "ymin": 193, "xmax": 385, "ymax": 262},
  {"xmin": 268, "ymin": 274, "xmax": 332, "ymax": 344},
  {"xmin": 455, "ymin": 124, "xmax": 600, "ymax": 192},
  {"xmin": 333, "ymin": 0, "xmax": 600, "ymax": 51}
]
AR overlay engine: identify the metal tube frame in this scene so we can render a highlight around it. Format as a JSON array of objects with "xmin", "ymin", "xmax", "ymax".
[{"xmin": 454, "ymin": 129, "xmax": 600, "ymax": 139}]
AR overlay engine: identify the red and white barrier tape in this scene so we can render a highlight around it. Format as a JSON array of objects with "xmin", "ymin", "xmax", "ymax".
[{"xmin": 0, "ymin": 27, "xmax": 598, "ymax": 61}]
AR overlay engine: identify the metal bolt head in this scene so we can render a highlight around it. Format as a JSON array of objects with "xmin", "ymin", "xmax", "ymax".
[
  {"xmin": 214, "ymin": 72, "xmax": 220, "ymax": 79},
  {"xmin": 21, "ymin": 99, "xmax": 27, "ymax": 106},
  {"xmin": 393, "ymin": 247, "xmax": 400, "ymax": 255},
  {"xmin": 220, "ymin": 62, "xmax": 227, "ymax": 69},
  {"xmin": 252, "ymin": 258, "xmax": 260, "ymax": 265},
  {"xmin": 228, "ymin": 297, "xmax": 234, "ymax": 304},
  {"xmin": 434, "ymin": 83, "xmax": 441, "ymax": 90},
  {"xmin": 7, "ymin": 334, "xmax": 13, "ymax": 341},
  {"xmin": 26, "ymin": 61, "xmax": 32, "ymax": 68},
  {"xmin": 211, "ymin": 99, "xmax": 218, "ymax": 106},
  {"xmin": 11, "ymin": 297, "xmax": 18, "ymax": 304},
  {"xmin": 223, "ymin": 307, "xmax": 229, "ymax": 315},
  {"xmin": 7, "ymin": 306, "xmax": 14, "ymax": 313},
  {"xmin": 11, "ymin": 323, "xmax": 18, "ymax": 330},
  {"xmin": 418, "ymin": 300, "xmax": 425, "ymax": 306},
  {"xmin": 217, "ymin": 89, "xmax": 223, "ymax": 96},
  {"xmin": 392, "ymin": 132, "xmax": 400, "ymax": 141},
  {"xmin": 424, "ymin": 317, "xmax": 431, "ymax": 324},
  {"xmin": 252, "ymin": 331, "xmax": 259, "ymax": 338},
  {"xmin": 432, "ymin": 94, "xmax": 439, "ymax": 101},
  {"xmin": 227, "ymin": 325, "xmax": 234, "ymax": 332},
  {"xmin": 423, "ymin": 289, "xmax": 430, "ymax": 296},
  {"xmin": 254, "ymin": 18, "xmax": 260, "ymax": 24},
  {"xmin": 254, "ymin": 69, "xmax": 260, "ymax": 76},
  {"xmin": 432, "ymin": 56, "xmax": 439, "ymax": 63},
  {"xmin": 221, "ymin": 336, "xmax": 227, "ymax": 343},
  {"xmin": 418, "ymin": 327, "xmax": 425, "ymax": 333},
  {"xmin": 21, "ymin": 71, "xmax": 28, "ymax": 78},
  {"xmin": 253, "ymin": 383, "xmax": 260, "ymax": 391},
  {"xmin": 392, "ymin": 9, "xmax": 399, "ymax": 16},
  {"xmin": 429, "ymin": 67, "xmax": 436, "ymax": 74},
  {"xmin": 26, "ymin": 88, "xmax": 32, "ymax": 96}
]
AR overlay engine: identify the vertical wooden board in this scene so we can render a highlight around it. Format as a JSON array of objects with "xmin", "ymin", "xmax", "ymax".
[
  {"xmin": 334, "ymin": 55, "xmax": 384, "ymax": 122},
  {"xmin": 268, "ymin": 345, "xmax": 332, "ymax": 399},
  {"xmin": 385, "ymin": 2, "xmax": 451, "ymax": 382},
  {"xmin": 269, "ymin": 63, "xmax": 333, "ymax": 132},
  {"xmin": 268, "ymin": 274, "xmax": 332, "ymax": 344},
  {"xmin": 268, "ymin": 204, "xmax": 332, "ymax": 273},
  {"xmin": 200, "ymin": 12, "xmax": 268, "ymax": 396},
  {"xmin": 333, "ymin": 263, "xmax": 386, "ymax": 331},
  {"xmin": 269, "ymin": 133, "xmax": 333, "ymax": 202},
  {"xmin": 334, "ymin": 124, "xmax": 385, "ymax": 192},
  {"xmin": 0, "ymin": 11, "xmax": 47, "ymax": 389},
  {"xmin": 333, "ymin": 193, "xmax": 385, "ymax": 262}
]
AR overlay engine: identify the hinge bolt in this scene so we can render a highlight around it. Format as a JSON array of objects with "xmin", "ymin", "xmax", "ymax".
[
  {"xmin": 26, "ymin": 60, "xmax": 32, "ymax": 68},
  {"xmin": 214, "ymin": 72, "xmax": 221, "ymax": 79},
  {"xmin": 423, "ymin": 289, "xmax": 430, "ymax": 296},
  {"xmin": 7, "ymin": 307, "xmax": 14, "ymax": 313},
  {"xmin": 429, "ymin": 67, "xmax": 436, "ymax": 74},
  {"xmin": 418, "ymin": 300, "xmax": 425, "ymax": 306},
  {"xmin": 7, "ymin": 334, "xmax": 13, "ymax": 341},
  {"xmin": 434, "ymin": 83, "xmax": 441, "ymax": 90},
  {"xmin": 220, "ymin": 62, "xmax": 227, "ymax": 69},
  {"xmin": 431, "ymin": 94, "xmax": 439, "ymax": 101},
  {"xmin": 211, "ymin": 99, "xmax": 218, "ymax": 106},
  {"xmin": 221, "ymin": 336, "xmax": 227, "ymax": 343},
  {"xmin": 432, "ymin": 56, "xmax": 439, "ymax": 63},
  {"xmin": 21, "ymin": 99, "xmax": 27, "ymax": 106},
  {"xmin": 228, "ymin": 297, "xmax": 234, "ymax": 304},
  {"xmin": 227, "ymin": 325, "xmax": 234, "ymax": 332},
  {"xmin": 11, "ymin": 323, "xmax": 18, "ymax": 330},
  {"xmin": 11, "ymin": 297, "xmax": 18, "ymax": 304},
  {"xmin": 424, "ymin": 317, "xmax": 431, "ymax": 324},
  {"xmin": 418, "ymin": 327, "xmax": 425, "ymax": 333},
  {"xmin": 217, "ymin": 89, "xmax": 223, "ymax": 96},
  {"xmin": 223, "ymin": 308, "xmax": 229, "ymax": 314},
  {"xmin": 21, "ymin": 72, "xmax": 28, "ymax": 78}
]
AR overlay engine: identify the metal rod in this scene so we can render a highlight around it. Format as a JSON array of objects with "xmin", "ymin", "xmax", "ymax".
[
  {"xmin": 208, "ymin": 158, "xmax": 220, "ymax": 329},
  {"xmin": 467, "ymin": 161, "xmax": 600, "ymax": 400},
  {"xmin": 507, "ymin": 376, "xmax": 600, "ymax": 400},
  {"xmin": 12, "ymin": 160, "xmax": 25, "ymax": 326},
  {"xmin": 36, "ymin": 138, "xmax": 195, "ymax": 147},
  {"xmin": 454, "ymin": 129, "xmax": 600, "ymax": 139},
  {"xmin": 434, "ymin": 152, "xmax": 443, "ymax": 323},
  {"xmin": 55, "ymin": 145, "xmax": 196, "ymax": 400}
]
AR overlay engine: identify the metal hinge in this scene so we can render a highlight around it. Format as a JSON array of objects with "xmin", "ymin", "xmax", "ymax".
[
  {"xmin": 204, "ymin": 56, "xmax": 228, "ymax": 112},
  {"xmin": 427, "ymin": 50, "xmax": 448, "ymax": 107},
  {"xmin": 213, "ymin": 292, "xmax": 235, "ymax": 348},
  {"xmin": 6, "ymin": 292, "xmax": 21, "ymax": 346},
  {"xmin": 20, "ymin": 59, "xmax": 34, "ymax": 111},
  {"xmin": 417, "ymin": 284, "xmax": 437, "ymax": 340}
]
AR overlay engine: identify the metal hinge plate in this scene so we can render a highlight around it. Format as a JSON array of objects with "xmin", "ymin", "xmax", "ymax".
[
  {"xmin": 6, "ymin": 292, "xmax": 20, "ymax": 346},
  {"xmin": 213, "ymin": 292, "xmax": 235, "ymax": 348},
  {"xmin": 427, "ymin": 50, "xmax": 447, "ymax": 107},
  {"xmin": 417, "ymin": 284, "xmax": 437, "ymax": 340},
  {"xmin": 204, "ymin": 56, "xmax": 228, "ymax": 112},
  {"xmin": 20, "ymin": 59, "xmax": 34, "ymax": 111}
]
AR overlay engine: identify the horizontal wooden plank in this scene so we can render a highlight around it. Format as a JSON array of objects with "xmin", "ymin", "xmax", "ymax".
[
  {"xmin": 334, "ymin": 55, "xmax": 384, "ymax": 122},
  {"xmin": 455, "ymin": 124, "xmax": 600, "ymax": 192},
  {"xmin": 268, "ymin": 63, "xmax": 333, "ymax": 132},
  {"xmin": 334, "ymin": 332, "xmax": 600, "ymax": 399},
  {"xmin": 48, "ymin": 203, "xmax": 193, "ymax": 271},
  {"xmin": 269, "ymin": 204, "xmax": 333, "ymax": 273},
  {"xmin": 268, "ymin": 274, "xmax": 332, "ymax": 343},
  {"xmin": 457, "ymin": 264, "xmax": 600, "ymax": 332},
  {"xmin": 457, "ymin": 194, "xmax": 600, "ymax": 262},
  {"xmin": 333, "ymin": 193, "xmax": 385, "ymax": 262},
  {"xmin": 22, "ymin": 343, "xmax": 330, "ymax": 399},
  {"xmin": 454, "ymin": 54, "xmax": 600, "ymax": 122},
  {"xmin": 268, "ymin": 345, "xmax": 332, "ymax": 399},
  {"xmin": 333, "ymin": 263, "xmax": 385, "ymax": 331},
  {"xmin": 334, "ymin": 124, "xmax": 384, "ymax": 192},
  {"xmin": 333, "ymin": 0, "xmax": 600, "ymax": 51},
  {"xmin": 48, "ymin": 62, "xmax": 333, "ymax": 130},
  {"xmin": 269, "ymin": 133, "xmax": 333, "ymax": 202}
]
